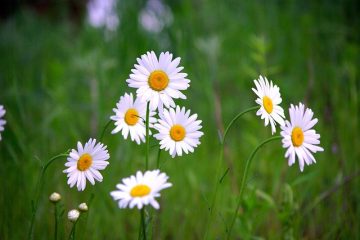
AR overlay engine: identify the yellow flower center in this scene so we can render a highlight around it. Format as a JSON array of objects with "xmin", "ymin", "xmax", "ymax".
[
  {"xmin": 170, "ymin": 124, "xmax": 186, "ymax": 141},
  {"xmin": 291, "ymin": 127, "xmax": 304, "ymax": 147},
  {"xmin": 77, "ymin": 153, "xmax": 93, "ymax": 171},
  {"xmin": 130, "ymin": 184, "xmax": 151, "ymax": 197},
  {"xmin": 263, "ymin": 96, "xmax": 273, "ymax": 114},
  {"xmin": 124, "ymin": 108, "xmax": 139, "ymax": 126},
  {"xmin": 148, "ymin": 70, "xmax": 169, "ymax": 91}
]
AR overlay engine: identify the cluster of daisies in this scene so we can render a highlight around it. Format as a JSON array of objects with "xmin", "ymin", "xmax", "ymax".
[
  {"xmin": 253, "ymin": 75, "xmax": 323, "ymax": 171},
  {"xmin": 0, "ymin": 52, "xmax": 323, "ymax": 214},
  {"xmin": 63, "ymin": 51, "xmax": 204, "ymax": 210}
]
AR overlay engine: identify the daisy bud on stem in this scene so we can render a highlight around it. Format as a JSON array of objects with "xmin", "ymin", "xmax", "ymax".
[
  {"xmin": 28, "ymin": 153, "xmax": 69, "ymax": 240},
  {"xmin": 68, "ymin": 209, "xmax": 80, "ymax": 240},
  {"xmin": 49, "ymin": 192, "xmax": 61, "ymax": 240},
  {"xmin": 78, "ymin": 203, "xmax": 88, "ymax": 212},
  {"xmin": 68, "ymin": 209, "xmax": 80, "ymax": 223},
  {"xmin": 49, "ymin": 192, "xmax": 61, "ymax": 203}
]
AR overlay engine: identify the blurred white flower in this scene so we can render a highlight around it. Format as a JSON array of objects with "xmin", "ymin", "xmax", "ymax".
[
  {"xmin": 110, "ymin": 169, "xmax": 172, "ymax": 209},
  {"xmin": 87, "ymin": 0, "xmax": 119, "ymax": 31},
  {"xmin": 110, "ymin": 93, "xmax": 156, "ymax": 144},
  {"xmin": 154, "ymin": 106, "xmax": 203, "ymax": 158},
  {"xmin": 139, "ymin": 0, "xmax": 173, "ymax": 33},
  {"xmin": 252, "ymin": 75, "xmax": 285, "ymax": 134},
  {"xmin": 63, "ymin": 138, "xmax": 110, "ymax": 191},
  {"xmin": 281, "ymin": 103, "xmax": 324, "ymax": 171},
  {"xmin": 0, "ymin": 105, "xmax": 6, "ymax": 141},
  {"xmin": 68, "ymin": 209, "xmax": 80, "ymax": 222},
  {"xmin": 127, "ymin": 51, "xmax": 190, "ymax": 111}
]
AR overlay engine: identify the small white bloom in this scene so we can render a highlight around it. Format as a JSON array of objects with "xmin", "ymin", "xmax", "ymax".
[
  {"xmin": 63, "ymin": 138, "xmax": 110, "ymax": 191},
  {"xmin": 110, "ymin": 93, "xmax": 156, "ymax": 144},
  {"xmin": 126, "ymin": 51, "xmax": 190, "ymax": 111},
  {"xmin": 78, "ymin": 203, "xmax": 88, "ymax": 212},
  {"xmin": 110, "ymin": 170, "xmax": 172, "ymax": 210},
  {"xmin": 49, "ymin": 192, "xmax": 61, "ymax": 203},
  {"xmin": 252, "ymin": 75, "xmax": 285, "ymax": 134},
  {"xmin": 281, "ymin": 103, "xmax": 324, "ymax": 171},
  {"xmin": 68, "ymin": 209, "xmax": 80, "ymax": 222},
  {"xmin": 0, "ymin": 105, "xmax": 6, "ymax": 141},
  {"xmin": 154, "ymin": 106, "xmax": 203, "ymax": 158}
]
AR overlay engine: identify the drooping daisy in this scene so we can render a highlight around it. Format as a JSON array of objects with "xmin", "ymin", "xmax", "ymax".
[
  {"xmin": 63, "ymin": 138, "xmax": 110, "ymax": 191},
  {"xmin": 126, "ymin": 51, "xmax": 190, "ymax": 110},
  {"xmin": 281, "ymin": 103, "xmax": 324, "ymax": 171},
  {"xmin": 110, "ymin": 169, "xmax": 172, "ymax": 209},
  {"xmin": 110, "ymin": 93, "xmax": 156, "ymax": 144},
  {"xmin": 153, "ymin": 105, "xmax": 203, "ymax": 158},
  {"xmin": 0, "ymin": 105, "xmax": 6, "ymax": 141},
  {"xmin": 252, "ymin": 75, "xmax": 285, "ymax": 134}
]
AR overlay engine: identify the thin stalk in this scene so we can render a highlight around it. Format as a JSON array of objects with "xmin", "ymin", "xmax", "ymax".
[
  {"xmin": 141, "ymin": 208, "xmax": 147, "ymax": 240},
  {"xmin": 227, "ymin": 135, "xmax": 282, "ymax": 239},
  {"xmin": 54, "ymin": 203, "xmax": 58, "ymax": 240},
  {"xmin": 28, "ymin": 153, "xmax": 68, "ymax": 240},
  {"xmin": 204, "ymin": 106, "xmax": 258, "ymax": 239},
  {"xmin": 156, "ymin": 148, "xmax": 161, "ymax": 169},
  {"xmin": 145, "ymin": 101, "xmax": 150, "ymax": 170},
  {"xmin": 68, "ymin": 222, "xmax": 77, "ymax": 240},
  {"xmin": 99, "ymin": 119, "xmax": 112, "ymax": 142}
]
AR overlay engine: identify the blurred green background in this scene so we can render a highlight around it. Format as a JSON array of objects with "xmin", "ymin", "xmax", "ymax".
[{"xmin": 0, "ymin": 0, "xmax": 359, "ymax": 239}]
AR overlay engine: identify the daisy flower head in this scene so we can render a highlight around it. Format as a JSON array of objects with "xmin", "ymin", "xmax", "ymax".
[
  {"xmin": 252, "ymin": 75, "xmax": 285, "ymax": 134},
  {"xmin": 110, "ymin": 169, "xmax": 172, "ymax": 210},
  {"xmin": 126, "ymin": 51, "xmax": 190, "ymax": 111},
  {"xmin": 0, "ymin": 105, "xmax": 6, "ymax": 141},
  {"xmin": 281, "ymin": 103, "xmax": 324, "ymax": 172},
  {"xmin": 63, "ymin": 138, "xmax": 110, "ymax": 191},
  {"xmin": 110, "ymin": 92, "xmax": 156, "ymax": 144},
  {"xmin": 154, "ymin": 105, "xmax": 203, "ymax": 158}
]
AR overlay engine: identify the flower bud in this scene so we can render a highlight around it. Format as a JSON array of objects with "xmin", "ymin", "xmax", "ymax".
[
  {"xmin": 49, "ymin": 192, "xmax": 61, "ymax": 203},
  {"xmin": 67, "ymin": 209, "xmax": 80, "ymax": 222},
  {"xmin": 78, "ymin": 202, "xmax": 88, "ymax": 212}
]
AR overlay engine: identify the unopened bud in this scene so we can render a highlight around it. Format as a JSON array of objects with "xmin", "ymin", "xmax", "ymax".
[
  {"xmin": 67, "ymin": 209, "xmax": 80, "ymax": 222},
  {"xmin": 49, "ymin": 192, "xmax": 61, "ymax": 203},
  {"xmin": 78, "ymin": 202, "xmax": 88, "ymax": 212}
]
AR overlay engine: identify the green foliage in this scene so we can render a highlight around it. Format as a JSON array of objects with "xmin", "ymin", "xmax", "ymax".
[{"xmin": 0, "ymin": 1, "xmax": 359, "ymax": 239}]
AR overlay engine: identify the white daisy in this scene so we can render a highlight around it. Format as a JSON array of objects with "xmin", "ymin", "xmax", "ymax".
[
  {"xmin": 63, "ymin": 138, "xmax": 110, "ymax": 191},
  {"xmin": 126, "ymin": 51, "xmax": 190, "ymax": 111},
  {"xmin": 110, "ymin": 169, "xmax": 172, "ymax": 210},
  {"xmin": 110, "ymin": 92, "xmax": 156, "ymax": 144},
  {"xmin": 281, "ymin": 103, "xmax": 324, "ymax": 171},
  {"xmin": 153, "ymin": 105, "xmax": 203, "ymax": 158},
  {"xmin": 252, "ymin": 75, "xmax": 285, "ymax": 134},
  {"xmin": 0, "ymin": 105, "xmax": 6, "ymax": 141}
]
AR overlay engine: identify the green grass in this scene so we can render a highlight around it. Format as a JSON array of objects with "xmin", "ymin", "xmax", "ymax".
[{"xmin": 0, "ymin": 1, "xmax": 359, "ymax": 239}]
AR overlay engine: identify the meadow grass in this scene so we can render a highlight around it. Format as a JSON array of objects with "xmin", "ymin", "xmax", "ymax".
[{"xmin": 0, "ymin": 1, "xmax": 359, "ymax": 239}]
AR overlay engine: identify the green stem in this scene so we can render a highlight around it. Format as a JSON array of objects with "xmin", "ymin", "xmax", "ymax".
[
  {"xmin": 204, "ymin": 106, "xmax": 258, "ymax": 239},
  {"xmin": 145, "ymin": 101, "xmax": 150, "ymax": 170},
  {"xmin": 141, "ymin": 208, "xmax": 147, "ymax": 240},
  {"xmin": 227, "ymin": 135, "xmax": 282, "ymax": 239},
  {"xmin": 222, "ymin": 106, "xmax": 259, "ymax": 144},
  {"xmin": 68, "ymin": 222, "xmax": 77, "ymax": 240},
  {"xmin": 28, "ymin": 153, "xmax": 68, "ymax": 240},
  {"xmin": 156, "ymin": 148, "xmax": 161, "ymax": 169},
  {"xmin": 54, "ymin": 203, "xmax": 58, "ymax": 240},
  {"xmin": 99, "ymin": 119, "xmax": 112, "ymax": 143}
]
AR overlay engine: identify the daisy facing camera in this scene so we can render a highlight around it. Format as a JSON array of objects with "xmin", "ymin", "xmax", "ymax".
[
  {"xmin": 110, "ymin": 169, "xmax": 172, "ymax": 210},
  {"xmin": 127, "ymin": 51, "xmax": 190, "ymax": 111},
  {"xmin": 63, "ymin": 138, "xmax": 110, "ymax": 191}
]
